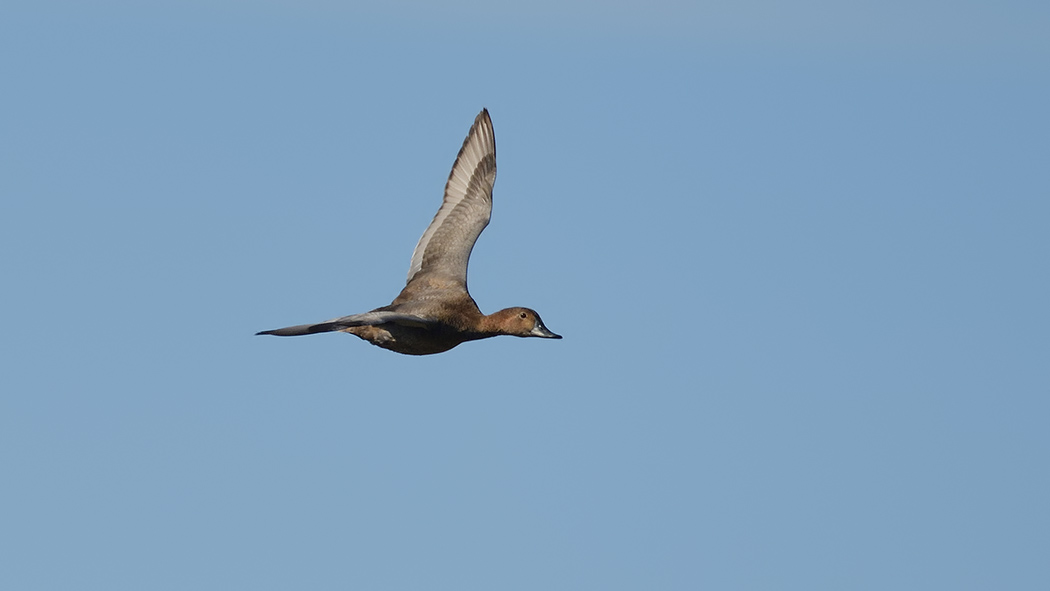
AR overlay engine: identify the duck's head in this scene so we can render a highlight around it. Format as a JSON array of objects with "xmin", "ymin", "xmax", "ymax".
[{"xmin": 490, "ymin": 307, "xmax": 562, "ymax": 339}]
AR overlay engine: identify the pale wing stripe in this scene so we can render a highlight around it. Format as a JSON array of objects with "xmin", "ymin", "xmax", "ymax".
[
  {"xmin": 255, "ymin": 311, "xmax": 432, "ymax": 336},
  {"xmin": 323, "ymin": 311, "xmax": 434, "ymax": 329},
  {"xmin": 407, "ymin": 110, "xmax": 496, "ymax": 283}
]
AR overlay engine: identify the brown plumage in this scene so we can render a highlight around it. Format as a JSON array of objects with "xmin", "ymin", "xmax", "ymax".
[{"xmin": 257, "ymin": 109, "xmax": 561, "ymax": 355}]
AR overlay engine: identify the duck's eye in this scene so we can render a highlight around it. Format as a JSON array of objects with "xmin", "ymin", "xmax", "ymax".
[{"xmin": 519, "ymin": 312, "xmax": 528, "ymax": 319}]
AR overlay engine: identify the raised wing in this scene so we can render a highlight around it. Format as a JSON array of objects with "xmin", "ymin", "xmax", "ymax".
[{"xmin": 406, "ymin": 109, "xmax": 496, "ymax": 288}]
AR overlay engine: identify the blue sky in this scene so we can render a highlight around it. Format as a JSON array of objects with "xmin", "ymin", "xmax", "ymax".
[{"xmin": 2, "ymin": 1, "xmax": 1048, "ymax": 589}]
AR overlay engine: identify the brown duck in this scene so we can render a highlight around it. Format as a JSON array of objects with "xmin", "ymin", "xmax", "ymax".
[{"xmin": 257, "ymin": 109, "xmax": 561, "ymax": 355}]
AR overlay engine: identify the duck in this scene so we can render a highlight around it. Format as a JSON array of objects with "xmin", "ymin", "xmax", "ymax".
[{"xmin": 257, "ymin": 109, "xmax": 561, "ymax": 355}]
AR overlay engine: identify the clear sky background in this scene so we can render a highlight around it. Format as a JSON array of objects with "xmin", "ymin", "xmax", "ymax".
[{"xmin": 2, "ymin": 1, "xmax": 1048, "ymax": 589}]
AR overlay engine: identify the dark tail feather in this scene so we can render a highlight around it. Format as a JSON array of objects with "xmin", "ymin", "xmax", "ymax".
[{"xmin": 255, "ymin": 322, "xmax": 343, "ymax": 337}]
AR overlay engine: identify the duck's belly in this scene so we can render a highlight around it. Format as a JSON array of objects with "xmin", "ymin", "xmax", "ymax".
[{"xmin": 342, "ymin": 324, "xmax": 470, "ymax": 356}]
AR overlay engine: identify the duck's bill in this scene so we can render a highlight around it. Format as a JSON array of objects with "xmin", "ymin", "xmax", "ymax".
[{"xmin": 531, "ymin": 324, "xmax": 562, "ymax": 339}]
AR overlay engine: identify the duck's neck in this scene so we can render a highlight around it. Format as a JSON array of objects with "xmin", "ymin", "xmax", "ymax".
[{"xmin": 477, "ymin": 308, "xmax": 516, "ymax": 336}]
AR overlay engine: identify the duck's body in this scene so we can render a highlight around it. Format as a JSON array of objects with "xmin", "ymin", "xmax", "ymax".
[{"xmin": 257, "ymin": 109, "xmax": 560, "ymax": 355}]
